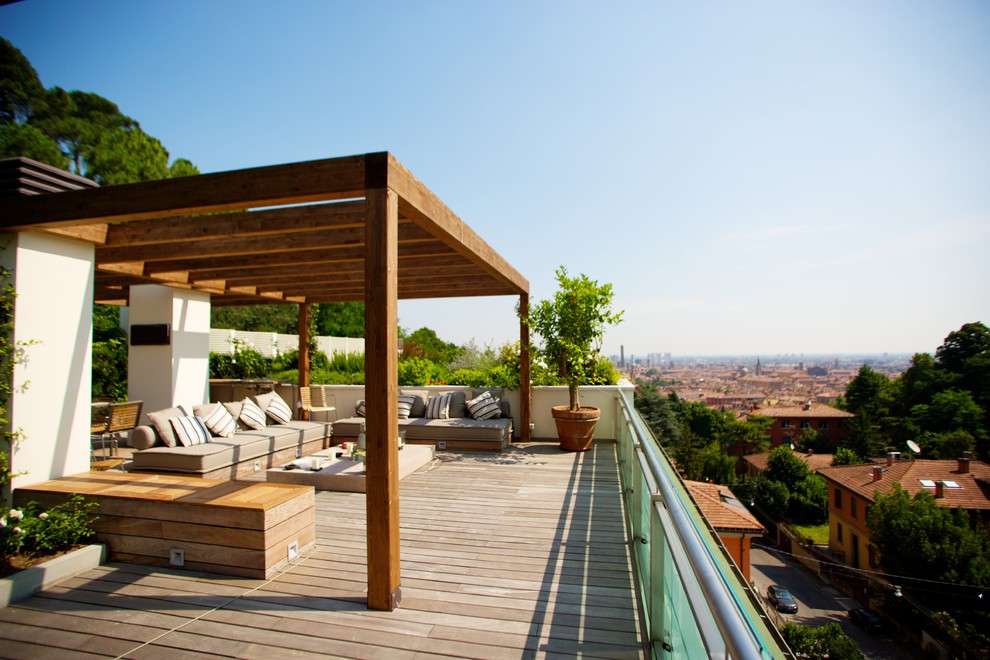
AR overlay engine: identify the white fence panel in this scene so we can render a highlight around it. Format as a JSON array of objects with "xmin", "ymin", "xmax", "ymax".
[{"xmin": 210, "ymin": 329, "xmax": 364, "ymax": 358}]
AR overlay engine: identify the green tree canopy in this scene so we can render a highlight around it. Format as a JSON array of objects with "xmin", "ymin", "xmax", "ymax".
[
  {"xmin": 0, "ymin": 38, "xmax": 198, "ymax": 181},
  {"xmin": 867, "ymin": 484, "xmax": 990, "ymax": 588},
  {"xmin": 0, "ymin": 37, "xmax": 44, "ymax": 124}
]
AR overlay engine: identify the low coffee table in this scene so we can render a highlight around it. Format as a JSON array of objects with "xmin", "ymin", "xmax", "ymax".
[{"xmin": 266, "ymin": 444, "xmax": 435, "ymax": 492}]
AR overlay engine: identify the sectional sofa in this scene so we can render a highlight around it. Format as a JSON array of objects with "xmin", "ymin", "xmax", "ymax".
[
  {"xmin": 332, "ymin": 388, "xmax": 513, "ymax": 452},
  {"xmin": 129, "ymin": 391, "xmax": 331, "ymax": 479}
]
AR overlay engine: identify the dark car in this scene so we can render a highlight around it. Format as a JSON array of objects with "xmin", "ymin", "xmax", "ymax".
[
  {"xmin": 767, "ymin": 585, "xmax": 799, "ymax": 614},
  {"xmin": 849, "ymin": 608, "xmax": 883, "ymax": 632}
]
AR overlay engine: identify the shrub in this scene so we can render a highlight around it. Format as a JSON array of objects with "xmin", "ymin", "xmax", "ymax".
[
  {"xmin": 398, "ymin": 356, "xmax": 447, "ymax": 386},
  {"xmin": 1, "ymin": 495, "xmax": 98, "ymax": 561},
  {"xmin": 209, "ymin": 340, "xmax": 270, "ymax": 379},
  {"xmin": 92, "ymin": 339, "xmax": 128, "ymax": 401}
]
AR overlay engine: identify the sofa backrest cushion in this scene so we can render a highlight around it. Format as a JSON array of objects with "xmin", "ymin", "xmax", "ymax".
[
  {"xmin": 147, "ymin": 406, "xmax": 188, "ymax": 448},
  {"xmin": 252, "ymin": 391, "xmax": 276, "ymax": 411},
  {"xmin": 449, "ymin": 391, "xmax": 468, "ymax": 418}
]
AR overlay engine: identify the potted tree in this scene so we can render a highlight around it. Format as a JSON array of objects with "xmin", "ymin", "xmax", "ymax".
[{"xmin": 521, "ymin": 267, "xmax": 623, "ymax": 451}]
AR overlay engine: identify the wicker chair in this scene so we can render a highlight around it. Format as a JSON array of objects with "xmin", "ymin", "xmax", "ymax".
[
  {"xmin": 91, "ymin": 402, "xmax": 113, "ymax": 459},
  {"xmin": 93, "ymin": 400, "xmax": 143, "ymax": 458}
]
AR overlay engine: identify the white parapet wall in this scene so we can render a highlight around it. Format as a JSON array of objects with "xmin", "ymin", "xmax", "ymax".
[
  {"xmin": 309, "ymin": 383, "xmax": 634, "ymax": 441},
  {"xmin": 1, "ymin": 231, "xmax": 94, "ymax": 490}
]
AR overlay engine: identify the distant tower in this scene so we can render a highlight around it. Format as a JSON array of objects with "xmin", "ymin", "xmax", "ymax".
[
  {"xmin": 620, "ymin": 345, "xmax": 625, "ymax": 369},
  {"xmin": 756, "ymin": 357, "xmax": 762, "ymax": 376}
]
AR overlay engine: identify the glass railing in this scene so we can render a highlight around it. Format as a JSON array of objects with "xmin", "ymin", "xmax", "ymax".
[{"xmin": 615, "ymin": 390, "xmax": 791, "ymax": 659}]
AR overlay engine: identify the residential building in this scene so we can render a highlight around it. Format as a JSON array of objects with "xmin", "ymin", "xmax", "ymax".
[
  {"xmin": 748, "ymin": 401, "xmax": 853, "ymax": 450},
  {"xmin": 685, "ymin": 480, "xmax": 766, "ymax": 582},
  {"xmin": 818, "ymin": 454, "xmax": 990, "ymax": 571}
]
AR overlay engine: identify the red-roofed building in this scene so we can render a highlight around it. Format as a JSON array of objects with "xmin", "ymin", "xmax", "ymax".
[
  {"xmin": 685, "ymin": 480, "xmax": 766, "ymax": 581},
  {"xmin": 748, "ymin": 401, "xmax": 853, "ymax": 450},
  {"xmin": 817, "ymin": 453, "xmax": 990, "ymax": 571}
]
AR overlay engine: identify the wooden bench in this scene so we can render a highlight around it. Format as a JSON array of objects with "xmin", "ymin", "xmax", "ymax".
[{"xmin": 14, "ymin": 472, "xmax": 315, "ymax": 579}]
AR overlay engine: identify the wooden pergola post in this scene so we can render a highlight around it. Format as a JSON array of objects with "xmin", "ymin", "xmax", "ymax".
[
  {"xmin": 297, "ymin": 303, "xmax": 311, "ymax": 420},
  {"xmin": 519, "ymin": 293, "xmax": 531, "ymax": 442},
  {"xmin": 364, "ymin": 184, "xmax": 401, "ymax": 611}
]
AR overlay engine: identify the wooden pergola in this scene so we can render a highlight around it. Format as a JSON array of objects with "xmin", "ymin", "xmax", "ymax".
[{"xmin": 1, "ymin": 152, "xmax": 531, "ymax": 611}]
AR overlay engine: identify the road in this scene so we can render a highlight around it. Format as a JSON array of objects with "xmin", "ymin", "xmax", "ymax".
[{"xmin": 749, "ymin": 543, "xmax": 916, "ymax": 659}]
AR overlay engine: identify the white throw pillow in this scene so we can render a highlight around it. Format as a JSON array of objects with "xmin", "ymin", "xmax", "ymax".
[
  {"xmin": 467, "ymin": 391, "xmax": 501, "ymax": 420},
  {"xmin": 265, "ymin": 392, "xmax": 293, "ymax": 425},
  {"xmin": 425, "ymin": 393, "xmax": 452, "ymax": 419},
  {"xmin": 397, "ymin": 394, "xmax": 416, "ymax": 419},
  {"xmin": 239, "ymin": 397, "xmax": 267, "ymax": 430},
  {"xmin": 199, "ymin": 403, "xmax": 237, "ymax": 437},
  {"xmin": 170, "ymin": 415, "xmax": 211, "ymax": 447}
]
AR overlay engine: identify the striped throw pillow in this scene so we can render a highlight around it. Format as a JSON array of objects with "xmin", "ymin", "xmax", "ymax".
[
  {"xmin": 467, "ymin": 391, "xmax": 501, "ymax": 420},
  {"xmin": 355, "ymin": 400, "xmax": 366, "ymax": 417},
  {"xmin": 200, "ymin": 403, "xmax": 237, "ymax": 437},
  {"xmin": 240, "ymin": 397, "xmax": 267, "ymax": 430},
  {"xmin": 397, "ymin": 394, "xmax": 416, "ymax": 419},
  {"xmin": 265, "ymin": 392, "xmax": 293, "ymax": 425},
  {"xmin": 170, "ymin": 415, "xmax": 211, "ymax": 447},
  {"xmin": 425, "ymin": 393, "xmax": 452, "ymax": 419}
]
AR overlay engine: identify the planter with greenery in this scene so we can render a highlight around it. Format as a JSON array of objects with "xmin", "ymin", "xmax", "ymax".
[{"xmin": 521, "ymin": 267, "xmax": 623, "ymax": 451}]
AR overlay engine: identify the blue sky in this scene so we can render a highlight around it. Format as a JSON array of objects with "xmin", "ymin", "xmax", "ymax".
[{"xmin": 4, "ymin": 1, "xmax": 989, "ymax": 357}]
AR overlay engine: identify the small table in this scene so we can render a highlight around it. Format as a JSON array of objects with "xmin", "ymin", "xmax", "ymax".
[{"xmin": 266, "ymin": 444, "xmax": 435, "ymax": 492}]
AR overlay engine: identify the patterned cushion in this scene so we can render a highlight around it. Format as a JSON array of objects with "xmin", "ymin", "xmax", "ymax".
[
  {"xmin": 467, "ymin": 391, "xmax": 502, "ymax": 420},
  {"xmin": 199, "ymin": 403, "xmax": 237, "ymax": 437},
  {"xmin": 169, "ymin": 415, "xmax": 211, "ymax": 447},
  {"xmin": 265, "ymin": 392, "xmax": 293, "ymax": 424},
  {"xmin": 355, "ymin": 400, "xmax": 366, "ymax": 417},
  {"xmin": 239, "ymin": 397, "xmax": 268, "ymax": 430},
  {"xmin": 425, "ymin": 393, "xmax": 452, "ymax": 419},
  {"xmin": 397, "ymin": 394, "xmax": 416, "ymax": 419}
]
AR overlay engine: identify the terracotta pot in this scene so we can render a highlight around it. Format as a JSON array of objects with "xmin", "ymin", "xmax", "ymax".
[{"xmin": 551, "ymin": 405, "xmax": 600, "ymax": 452}]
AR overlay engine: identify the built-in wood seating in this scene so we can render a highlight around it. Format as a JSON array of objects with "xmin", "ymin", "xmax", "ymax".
[{"xmin": 13, "ymin": 471, "xmax": 315, "ymax": 579}]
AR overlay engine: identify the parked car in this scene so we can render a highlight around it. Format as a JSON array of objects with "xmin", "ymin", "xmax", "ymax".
[
  {"xmin": 848, "ymin": 608, "xmax": 883, "ymax": 632},
  {"xmin": 767, "ymin": 585, "xmax": 799, "ymax": 614}
]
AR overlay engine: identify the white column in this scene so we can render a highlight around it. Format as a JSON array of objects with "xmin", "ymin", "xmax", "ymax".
[
  {"xmin": 1, "ymin": 231, "xmax": 94, "ymax": 490},
  {"xmin": 127, "ymin": 285, "xmax": 210, "ymax": 420}
]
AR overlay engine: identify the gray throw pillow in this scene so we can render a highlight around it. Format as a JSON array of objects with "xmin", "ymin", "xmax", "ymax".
[{"xmin": 147, "ymin": 406, "xmax": 188, "ymax": 448}]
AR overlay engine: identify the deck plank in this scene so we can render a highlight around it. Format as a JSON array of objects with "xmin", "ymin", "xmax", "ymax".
[{"xmin": 0, "ymin": 441, "xmax": 647, "ymax": 658}]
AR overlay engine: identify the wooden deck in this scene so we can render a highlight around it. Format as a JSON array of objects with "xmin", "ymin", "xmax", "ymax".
[{"xmin": 0, "ymin": 441, "xmax": 647, "ymax": 658}]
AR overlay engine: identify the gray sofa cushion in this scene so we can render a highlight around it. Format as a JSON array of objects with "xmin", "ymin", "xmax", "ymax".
[
  {"xmin": 399, "ymin": 389, "xmax": 429, "ymax": 418},
  {"xmin": 130, "ymin": 420, "xmax": 331, "ymax": 474}
]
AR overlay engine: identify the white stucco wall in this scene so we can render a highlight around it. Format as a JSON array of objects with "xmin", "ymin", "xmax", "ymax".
[
  {"xmin": 1, "ymin": 231, "xmax": 94, "ymax": 490},
  {"xmin": 128, "ymin": 285, "xmax": 210, "ymax": 419}
]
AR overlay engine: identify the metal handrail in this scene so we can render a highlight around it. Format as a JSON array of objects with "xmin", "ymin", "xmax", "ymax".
[{"xmin": 618, "ymin": 394, "xmax": 776, "ymax": 660}]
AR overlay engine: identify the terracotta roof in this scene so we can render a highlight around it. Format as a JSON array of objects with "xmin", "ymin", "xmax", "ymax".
[
  {"xmin": 818, "ymin": 459, "xmax": 990, "ymax": 511},
  {"xmin": 744, "ymin": 450, "xmax": 835, "ymax": 473},
  {"xmin": 685, "ymin": 480, "xmax": 766, "ymax": 533},
  {"xmin": 749, "ymin": 402, "xmax": 854, "ymax": 419}
]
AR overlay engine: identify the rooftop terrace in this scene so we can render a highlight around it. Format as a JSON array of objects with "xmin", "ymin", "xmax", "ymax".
[{"xmin": 0, "ymin": 442, "xmax": 648, "ymax": 658}]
